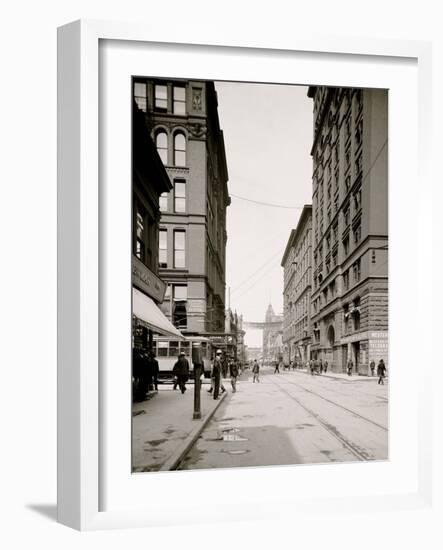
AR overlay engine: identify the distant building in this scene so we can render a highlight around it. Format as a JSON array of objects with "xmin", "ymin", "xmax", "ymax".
[
  {"xmin": 131, "ymin": 101, "xmax": 182, "ymax": 350},
  {"xmin": 246, "ymin": 347, "xmax": 262, "ymax": 363},
  {"xmin": 133, "ymin": 78, "xmax": 230, "ymax": 337},
  {"xmin": 236, "ymin": 314, "xmax": 247, "ymax": 364},
  {"xmin": 262, "ymin": 304, "xmax": 283, "ymax": 363},
  {"xmin": 281, "ymin": 205, "xmax": 313, "ymax": 364},
  {"xmin": 308, "ymin": 86, "xmax": 388, "ymax": 374}
]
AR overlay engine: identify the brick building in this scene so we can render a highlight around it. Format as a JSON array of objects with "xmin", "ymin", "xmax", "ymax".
[
  {"xmin": 131, "ymin": 101, "xmax": 183, "ymax": 350},
  {"xmin": 281, "ymin": 205, "xmax": 313, "ymax": 364},
  {"xmin": 133, "ymin": 78, "xmax": 230, "ymax": 337},
  {"xmin": 308, "ymin": 86, "xmax": 388, "ymax": 374}
]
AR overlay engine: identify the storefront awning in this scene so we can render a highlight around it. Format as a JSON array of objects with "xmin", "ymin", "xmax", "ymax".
[{"xmin": 132, "ymin": 287, "xmax": 185, "ymax": 340}]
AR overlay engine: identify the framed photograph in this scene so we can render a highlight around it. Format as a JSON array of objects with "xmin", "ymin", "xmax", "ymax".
[{"xmin": 57, "ymin": 20, "xmax": 433, "ymax": 530}]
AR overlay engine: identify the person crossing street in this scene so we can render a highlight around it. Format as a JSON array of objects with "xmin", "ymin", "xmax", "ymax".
[
  {"xmin": 252, "ymin": 359, "xmax": 260, "ymax": 383},
  {"xmin": 172, "ymin": 352, "xmax": 190, "ymax": 394},
  {"xmin": 229, "ymin": 359, "xmax": 239, "ymax": 393},
  {"xmin": 377, "ymin": 359, "xmax": 387, "ymax": 385}
]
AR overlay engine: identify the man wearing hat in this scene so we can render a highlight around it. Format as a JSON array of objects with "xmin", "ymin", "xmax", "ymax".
[
  {"xmin": 172, "ymin": 352, "xmax": 190, "ymax": 394},
  {"xmin": 212, "ymin": 349, "xmax": 223, "ymax": 399}
]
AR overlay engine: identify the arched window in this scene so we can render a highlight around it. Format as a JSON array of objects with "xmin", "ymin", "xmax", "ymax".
[
  {"xmin": 174, "ymin": 132, "xmax": 186, "ymax": 166},
  {"xmin": 155, "ymin": 130, "xmax": 168, "ymax": 165}
]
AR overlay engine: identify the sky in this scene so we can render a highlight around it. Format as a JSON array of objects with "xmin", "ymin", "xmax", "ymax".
[{"xmin": 215, "ymin": 81, "xmax": 313, "ymax": 348}]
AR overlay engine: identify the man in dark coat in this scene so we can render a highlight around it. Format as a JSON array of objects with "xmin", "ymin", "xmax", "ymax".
[
  {"xmin": 212, "ymin": 350, "xmax": 223, "ymax": 399},
  {"xmin": 147, "ymin": 351, "xmax": 160, "ymax": 391},
  {"xmin": 229, "ymin": 360, "xmax": 239, "ymax": 393},
  {"xmin": 377, "ymin": 359, "xmax": 387, "ymax": 385},
  {"xmin": 347, "ymin": 359, "xmax": 353, "ymax": 376},
  {"xmin": 172, "ymin": 352, "xmax": 190, "ymax": 394}
]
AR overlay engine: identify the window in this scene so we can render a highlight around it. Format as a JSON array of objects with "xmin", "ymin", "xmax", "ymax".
[
  {"xmin": 343, "ymin": 305, "xmax": 349, "ymax": 333},
  {"xmin": 174, "ymin": 133, "xmax": 186, "ymax": 166},
  {"xmin": 174, "ymin": 230, "xmax": 186, "ymax": 268},
  {"xmin": 353, "ymin": 223, "xmax": 361, "ymax": 244},
  {"xmin": 159, "ymin": 192, "xmax": 168, "ymax": 212},
  {"xmin": 159, "ymin": 229, "xmax": 167, "ymax": 268},
  {"xmin": 173, "ymin": 285, "xmax": 187, "ymax": 329},
  {"xmin": 343, "ymin": 270, "xmax": 349, "ymax": 290},
  {"xmin": 157, "ymin": 341, "xmax": 168, "ymax": 357},
  {"xmin": 133, "ymin": 82, "xmax": 147, "ymax": 112},
  {"xmin": 354, "ymin": 189, "xmax": 361, "ymax": 211},
  {"xmin": 353, "ymin": 259, "xmax": 361, "ymax": 282},
  {"xmin": 155, "ymin": 131, "xmax": 168, "ymax": 164},
  {"xmin": 135, "ymin": 207, "xmax": 145, "ymax": 262},
  {"xmin": 343, "ymin": 236, "xmax": 350, "ymax": 256},
  {"xmin": 174, "ymin": 180, "xmax": 186, "ymax": 213},
  {"xmin": 344, "ymin": 207, "xmax": 350, "ymax": 227},
  {"xmin": 173, "ymin": 86, "xmax": 186, "ymax": 115},
  {"xmin": 154, "ymin": 84, "xmax": 167, "ymax": 111}
]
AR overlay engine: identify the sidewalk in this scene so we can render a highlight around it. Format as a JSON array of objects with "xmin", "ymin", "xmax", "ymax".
[
  {"xmin": 296, "ymin": 368, "xmax": 384, "ymax": 382},
  {"xmin": 132, "ymin": 381, "xmax": 226, "ymax": 472}
]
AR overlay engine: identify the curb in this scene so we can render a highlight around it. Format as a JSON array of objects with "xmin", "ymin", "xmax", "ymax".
[
  {"xmin": 296, "ymin": 369, "xmax": 378, "ymax": 382},
  {"xmin": 160, "ymin": 391, "xmax": 227, "ymax": 471}
]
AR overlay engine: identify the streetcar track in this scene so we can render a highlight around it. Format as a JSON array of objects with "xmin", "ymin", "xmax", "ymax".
[
  {"xmin": 270, "ymin": 378, "xmax": 374, "ymax": 461},
  {"xmin": 276, "ymin": 375, "xmax": 388, "ymax": 432}
]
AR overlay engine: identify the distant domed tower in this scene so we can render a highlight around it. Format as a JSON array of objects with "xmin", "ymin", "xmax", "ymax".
[
  {"xmin": 265, "ymin": 303, "xmax": 275, "ymax": 323},
  {"xmin": 262, "ymin": 304, "xmax": 282, "ymax": 362}
]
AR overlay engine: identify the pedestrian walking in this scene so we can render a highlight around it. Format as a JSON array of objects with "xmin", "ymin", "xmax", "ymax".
[
  {"xmin": 229, "ymin": 360, "xmax": 239, "ymax": 392},
  {"xmin": 274, "ymin": 360, "xmax": 280, "ymax": 374},
  {"xmin": 377, "ymin": 359, "xmax": 387, "ymax": 385},
  {"xmin": 212, "ymin": 349, "xmax": 223, "ymax": 399},
  {"xmin": 147, "ymin": 350, "xmax": 159, "ymax": 391},
  {"xmin": 370, "ymin": 360, "xmax": 376, "ymax": 377},
  {"xmin": 252, "ymin": 359, "xmax": 260, "ymax": 383},
  {"xmin": 319, "ymin": 358, "xmax": 323, "ymax": 374},
  {"xmin": 324, "ymin": 360, "xmax": 328, "ymax": 373},
  {"xmin": 347, "ymin": 359, "xmax": 353, "ymax": 376},
  {"xmin": 172, "ymin": 352, "xmax": 190, "ymax": 394}
]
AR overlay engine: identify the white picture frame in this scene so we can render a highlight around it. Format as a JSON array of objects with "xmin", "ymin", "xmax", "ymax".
[{"xmin": 57, "ymin": 19, "xmax": 433, "ymax": 531}]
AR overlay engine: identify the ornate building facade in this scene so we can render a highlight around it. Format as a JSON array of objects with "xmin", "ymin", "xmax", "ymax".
[
  {"xmin": 133, "ymin": 78, "xmax": 230, "ymax": 336},
  {"xmin": 308, "ymin": 86, "xmax": 388, "ymax": 374},
  {"xmin": 281, "ymin": 205, "xmax": 312, "ymax": 364}
]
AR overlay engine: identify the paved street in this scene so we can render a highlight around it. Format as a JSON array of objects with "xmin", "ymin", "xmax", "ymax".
[{"xmin": 178, "ymin": 367, "xmax": 388, "ymax": 470}]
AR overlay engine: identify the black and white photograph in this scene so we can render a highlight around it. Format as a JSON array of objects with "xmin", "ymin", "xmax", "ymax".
[{"xmin": 131, "ymin": 77, "xmax": 388, "ymax": 472}]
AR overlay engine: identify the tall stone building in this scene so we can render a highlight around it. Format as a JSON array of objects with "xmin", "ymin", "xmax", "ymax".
[
  {"xmin": 281, "ymin": 205, "xmax": 312, "ymax": 364},
  {"xmin": 133, "ymin": 78, "xmax": 230, "ymax": 336},
  {"xmin": 308, "ymin": 86, "xmax": 388, "ymax": 374}
]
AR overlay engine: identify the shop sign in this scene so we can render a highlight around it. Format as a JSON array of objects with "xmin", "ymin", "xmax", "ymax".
[{"xmin": 132, "ymin": 256, "xmax": 166, "ymax": 303}]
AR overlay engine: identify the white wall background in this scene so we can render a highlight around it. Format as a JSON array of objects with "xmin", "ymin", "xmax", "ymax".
[{"xmin": 0, "ymin": 0, "xmax": 442, "ymax": 548}]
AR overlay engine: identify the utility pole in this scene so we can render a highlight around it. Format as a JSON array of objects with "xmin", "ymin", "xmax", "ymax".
[{"xmin": 192, "ymin": 343, "xmax": 202, "ymax": 420}]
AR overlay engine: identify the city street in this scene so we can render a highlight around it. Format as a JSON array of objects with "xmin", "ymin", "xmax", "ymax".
[{"xmin": 178, "ymin": 367, "xmax": 388, "ymax": 470}]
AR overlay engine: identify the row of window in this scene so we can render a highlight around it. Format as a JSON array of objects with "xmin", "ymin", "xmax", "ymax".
[{"xmin": 134, "ymin": 82, "xmax": 187, "ymax": 115}]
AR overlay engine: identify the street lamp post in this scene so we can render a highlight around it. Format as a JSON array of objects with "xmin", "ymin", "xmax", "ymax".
[{"xmin": 192, "ymin": 343, "xmax": 203, "ymax": 420}]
